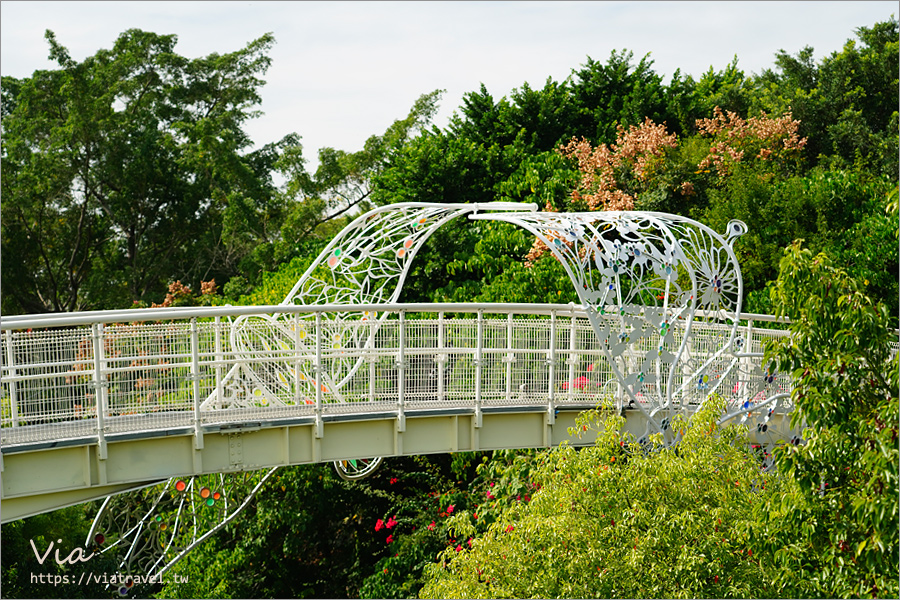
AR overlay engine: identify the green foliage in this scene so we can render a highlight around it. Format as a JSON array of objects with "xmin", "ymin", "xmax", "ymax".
[
  {"xmin": 373, "ymin": 129, "xmax": 500, "ymax": 207},
  {"xmin": 357, "ymin": 449, "xmax": 548, "ymax": 599},
  {"xmin": 1, "ymin": 29, "xmax": 288, "ymax": 312},
  {"xmin": 496, "ymin": 150, "xmax": 580, "ymax": 210},
  {"xmin": 1, "ymin": 505, "xmax": 120, "ymax": 599},
  {"xmin": 753, "ymin": 17, "xmax": 899, "ymax": 176},
  {"xmin": 434, "ymin": 221, "xmax": 578, "ymax": 304},
  {"xmin": 692, "ymin": 58, "xmax": 754, "ymax": 120},
  {"xmin": 229, "ymin": 249, "xmax": 324, "ymax": 306},
  {"xmin": 357, "ymin": 455, "xmax": 476, "ymax": 599},
  {"xmin": 571, "ymin": 51, "xmax": 669, "ymax": 143},
  {"xmin": 419, "ymin": 399, "xmax": 783, "ymax": 599},
  {"xmin": 829, "ymin": 187, "xmax": 900, "ymax": 316},
  {"xmin": 751, "ymin": 243, "xmax": 899, "ymax": 598},
  {"xmin": 159, "ymin": 464, "xmax": 395, "ymax": 598},
  {"xmin": 701, "ymin": 166, "xmax": 896, "ymax": 314}
]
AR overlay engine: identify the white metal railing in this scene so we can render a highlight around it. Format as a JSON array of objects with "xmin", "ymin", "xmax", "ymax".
[{"xmin": 1, "ymin": 303, "xmax": 793, "ymax": 448}]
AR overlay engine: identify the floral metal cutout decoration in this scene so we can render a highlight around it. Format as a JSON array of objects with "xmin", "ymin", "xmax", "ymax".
[{"xmin": 471, "ymin": 210, "xmax": 792, "ymax": 445}]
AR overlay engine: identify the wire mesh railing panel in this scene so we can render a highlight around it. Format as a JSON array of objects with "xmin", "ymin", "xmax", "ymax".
[
  {"xmin": 505, "ymin": 319, "xmax": 552, "ymax": 403},
  {"xmin": 399, "ymin": 319, "xmax": 443, "ymax": 405},
  {"xmin": 557, "ymin": 319, "xmax": 613, "ymax": 406},
  {"xmin": 101, "ymin": 323, "xmax": 194, "ymax": 434},
  {"xmin": 444, "ymin": 351, "xmax": 477, "ymax": 407},
  {"xmin": 476, "ymin": 319, "xmax": 514, "ymax": 406},
  {"xmin": 1, "ymin": 327, "xmax": 99, "ymax": 444},
  {"xmin": 0, "ymin": 305, "xmax": 820, "ymax": 449}
]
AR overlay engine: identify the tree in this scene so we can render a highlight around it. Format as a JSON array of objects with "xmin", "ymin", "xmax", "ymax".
[
  {"xmin": 751, "ymin": 243, "xmax": 899, "ymax": 598},
  {"xmin": 701, "ymin": 167, "xmax": 895, "ymax": 314},
  {"xmin": 273, "ymin": 90, "xmax": 444, "ymax": 254},
  {"xmin": 1, "ymin": 29, "xmax": 291, "ymax": 313},
  {"xmin": 556, "ymin": 118, "xmax": 679, "ymax": 212},
  {"xmin": 570, "ymin": 51, "xmax": 669, "ymax": 144},
  {"xmin": 419, "ymin": 399, "xmax": 783, "ymax": 599},
  {"xmin": 753, "ymin": 17, "xmax": 899, "ymax": 176},
  {"xmin": 663, "ymin": 59, "xmax": 754, "ymax": 138}
]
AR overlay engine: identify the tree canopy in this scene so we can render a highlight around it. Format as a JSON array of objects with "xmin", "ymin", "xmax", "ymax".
[{"xmin": 1, "ymin": 29, "xmax": 296, "ymax": 312}]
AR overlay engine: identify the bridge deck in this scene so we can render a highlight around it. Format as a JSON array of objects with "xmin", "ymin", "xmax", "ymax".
[{"xmin": 2, "ymin": 303, "xmax": 793, "ymax": 521}]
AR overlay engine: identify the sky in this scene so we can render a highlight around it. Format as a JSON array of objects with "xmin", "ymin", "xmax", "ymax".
[{"xmin": 1, "ymin": 1, "xmax": 896, "ymax": 171}]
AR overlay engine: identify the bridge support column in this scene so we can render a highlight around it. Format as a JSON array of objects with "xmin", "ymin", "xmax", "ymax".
[
  {"xmin": 94, "ymin": 446, "xmax": 108, "ymax": 485},
  {"xmin": 90, "ymin": 323, "xmax": 108, "ymax": 460},
  {"xmin": 314, "ymin": 313, "xmax": 324, "ymax": 439},
  {"xmin": 193, "ymin": 448, "xmax": 203, "ymax": 473},
  {"xmin": 393, "ymin": 426, "xmax": 403, "ymax": 456},
  {"xmin": 190, "ymin": 319, "xmax": 204, "ymax": 451},
  {"xmin": 474, "ymin": 310, "xmax": 484, "ymax": 429}
]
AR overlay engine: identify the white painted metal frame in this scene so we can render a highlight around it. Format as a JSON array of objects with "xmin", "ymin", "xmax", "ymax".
[
  {"xmin": 214, "ymin": 202, "xmax": 537, "ymax": 418},
  {"xmin": 0, "ymin": 203, "xmax": 803, "ymax": 587},
  {"xmin": 1, "ymin": 302, "xmax": 796, "ymax": 445},
  {"xmin": 470, "ymin": 210, "xmax": 765, "ymax": 444}
]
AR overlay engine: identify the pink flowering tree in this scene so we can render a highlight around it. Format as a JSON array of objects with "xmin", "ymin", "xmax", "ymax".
[
  {"xmin": 559, "ymin": 118, "xmax": 679, "ymax": 212},
  {"xmin": 696, "ymin": 107, "xmax": 807, "ymax": 178}
]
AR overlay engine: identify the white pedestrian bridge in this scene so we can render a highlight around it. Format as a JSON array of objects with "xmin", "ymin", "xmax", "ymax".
[
  {"xmin": 0, "ymin": 202, "xmax": 800, "ymax": 581},
  {"xmin": 1, "ymin": 301, "xmax": 792, "ymax": 523}
]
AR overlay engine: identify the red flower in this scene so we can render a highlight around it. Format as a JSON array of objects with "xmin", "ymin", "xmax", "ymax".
[
  {"xmin": 386, "ymin": 535, "xmax": 394, "ymax": 544},
  {"xmin": 446, "ymin": 504, "xmax": 454, "ymax": 514},
  {"xmin": 385, "ymin": 515, "xmax": 398, "ymax": 529},
  {"xmin": 390, "ymin": 477, "xmax": 398, "ymax": 485},
  {"xmin": 456, "ymin": 544, "xmax": 462, "ymax": 552},
  {"xmin": 563, "ymin": 376, "xmax": 590, "ymax": 390},
  {"xmin": 427, "ymin": 521, "xmax": 436, "ymax": 531},
  {"xmin": 505, "ymin": 524, "xmax": 515, "ymax": 533},
  {"xmin": 375, "ymin": 519, "xmax": 384, "ymax": 531}
]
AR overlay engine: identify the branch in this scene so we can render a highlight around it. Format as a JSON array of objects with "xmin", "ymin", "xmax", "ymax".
[{"xmin": 300, "ymin": 188, "xmax": 372, "ymax": 239}]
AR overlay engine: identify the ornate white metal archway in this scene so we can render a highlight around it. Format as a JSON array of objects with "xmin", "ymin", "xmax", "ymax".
[{"xmin": 84, "ymin": 202, "xmax": 793, "ymax": 589}]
